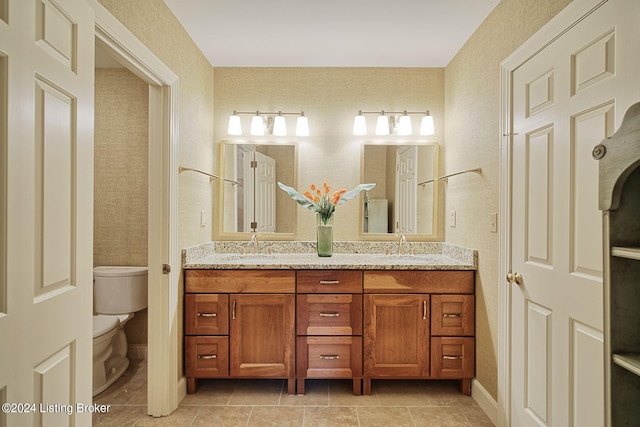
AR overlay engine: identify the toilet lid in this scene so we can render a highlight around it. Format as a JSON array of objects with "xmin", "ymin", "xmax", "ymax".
[{"xmin": 93, "ymin": 315, "xmax": 119, "ymax": 338}]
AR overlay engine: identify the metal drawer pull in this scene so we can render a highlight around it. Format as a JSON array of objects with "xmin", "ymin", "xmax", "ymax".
[
  {"xmin": 443, "ymin": 355, "xmax": 463, "ymax": 360},
  {"xmin": 197, "ymin": 312, "xmax": 217, "ymax": 317},
  {"xmin": 443, "ymin": 313, "xmax": 463, "ymax": 318},
  {"xmin": 319, "ymin": 312, "xmax": 340, "ymax": 317},
  {"xmin": 423, "ymin": 300, "xmax": 427, "ymax": 320},
  {"xmin": 198, "ymin": 354, "xmax": 217, "ymax": 360},
  {"xmin": 319, "ymin": 280, "xmax": 340, "ymax": 285},
  {"xmin": 319, "ymin": 355, "xmax": 340, "ymax": 360},
  {"xmin": 232, "ymin": 300, "xmax": 236, "ymax": 320}
]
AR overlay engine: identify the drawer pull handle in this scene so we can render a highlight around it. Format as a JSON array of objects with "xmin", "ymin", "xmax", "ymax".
[
  {"xmin": 198, "ymin": 354, "xmax": 217, "ymax": 360},
  {"xmin": 232, "ymin": 300, "xmax": 236, "ymax": 320},
  {"xmin": 443, "ymin": 313, "xmax": 463, "ymax": 318},
  {"xmin": 319, "ymin": 280, "xmax": 340, "ymax": 285},
  {"xmin": 197, "ymin": 312, "xmax": 217, "ymax": 317},
  {"xmin": 320, "ymin": 355, "xmax": 340, "ymax": 360},
  {"xmin": 443, "ymin": 355, "xmax": 463, "ymax": 360},
  {"xmin": 423, "ymin": 300, "xmax": 427, "ymax": 320},
  {"xmin": 319, "ymin": 312, "xmax": 340, "ymax": 317}
]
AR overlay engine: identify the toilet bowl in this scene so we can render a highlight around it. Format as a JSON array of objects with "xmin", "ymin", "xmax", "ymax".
[{"xmin": 92, "ymin": 266, "xmax": 147, "ymax": 396}]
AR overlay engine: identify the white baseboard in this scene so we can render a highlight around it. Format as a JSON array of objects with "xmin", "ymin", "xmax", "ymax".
[
  {"xmin": 177, "ymin": 376, "xmax": 187, "ymax": 405},
  {"xmin": 472, "ymin": 379, "xmax": 498, "ymax": 426}
]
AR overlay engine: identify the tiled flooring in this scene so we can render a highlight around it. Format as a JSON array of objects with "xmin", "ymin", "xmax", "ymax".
[{"xmin": 93, "ymin": 360, "xmax": 494, "ymax": 426}]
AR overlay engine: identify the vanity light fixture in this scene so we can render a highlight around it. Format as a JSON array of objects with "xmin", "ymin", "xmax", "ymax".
[
  {"xmin": 353, "ymin": 110, "xmax": 435, "ymax": 136},
  {"xmin": 227, "ymin": 110, "xmax": 310, "ymax": 136}
]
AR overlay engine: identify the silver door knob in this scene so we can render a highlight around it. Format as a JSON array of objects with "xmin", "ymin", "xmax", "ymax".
[{"xmin": 506, "ymin": 271, "xmax": 523, "ymax": 285}]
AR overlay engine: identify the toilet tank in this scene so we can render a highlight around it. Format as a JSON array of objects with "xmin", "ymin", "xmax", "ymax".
[{"xmin": 93, "ymin": 266, "xmax": 148, "ymax": 314}]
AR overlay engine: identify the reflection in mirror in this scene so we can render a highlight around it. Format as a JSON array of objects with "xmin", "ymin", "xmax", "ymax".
[
  {"xmin": 362, "ymin": 144, "xmax": 438, "ymax": 236},
  {"xmin": 220, "ymin": 142, "xmax": 296, "ymax": 235}
]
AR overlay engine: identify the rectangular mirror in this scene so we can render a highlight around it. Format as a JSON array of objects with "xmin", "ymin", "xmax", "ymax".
[
  {"xmin": 218, "ymin": 142, "xmax": 296, "ymax": 238},
  {"xmin": 361, "ymin": 143, "xmax": 440, "ymax": 239}
]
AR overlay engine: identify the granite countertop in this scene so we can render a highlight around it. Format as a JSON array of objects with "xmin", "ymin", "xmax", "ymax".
[{"xmin": 183, "ymin": 241, "xmax": 477, "ymax": 271}]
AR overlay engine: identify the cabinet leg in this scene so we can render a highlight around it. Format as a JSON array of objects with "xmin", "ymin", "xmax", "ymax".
[
  {"xmin": 187, "ymin": 377, "xmax": 197, "ymax": 394},
  {"xmin": 297, "ymin": 378, "xmax": 305, "ymax": 395},
  {"xmin": 460, "ymin": 379, "xmax": 471, "ymax": 396},
  {"xmin": 363, "ymin": 378, "xmax": 371, "ymax": 395},
  {"xmin": 352, "ymin": 379, "xmax": 362, "ymax": 396},
  {"xmin": 287, "ymin": 378, "xmax": 296, "ymax": 395}
]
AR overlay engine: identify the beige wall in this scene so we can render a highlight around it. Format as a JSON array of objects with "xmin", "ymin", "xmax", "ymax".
[
  {"xmin": 213, "ymin": 67, "xmax": 445, "ymax": 241},
  {"xmin": 444, "ymin": 0, "xmax": 572, "ymax": 399},
  {"xmin": 98, "ymin": 0, "xmax": 215, "ymax": 250},
  {"xmin": 94, "ymin": 68, "xmax": 149, "ymax": 346}
]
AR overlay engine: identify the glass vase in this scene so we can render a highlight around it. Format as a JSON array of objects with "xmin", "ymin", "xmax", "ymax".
[{"xmin": 316, "ymin": 213, "xmax": 334, "ymax": 257}]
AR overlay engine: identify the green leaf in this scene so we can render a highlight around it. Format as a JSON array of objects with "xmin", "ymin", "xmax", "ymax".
[
  {"xmin": 277, "ymin": 182, "xmax": 319, "ymax": 212},
  {"xmin": 336, "ymin": 183, "xmax": 376, "ymax": 205}
]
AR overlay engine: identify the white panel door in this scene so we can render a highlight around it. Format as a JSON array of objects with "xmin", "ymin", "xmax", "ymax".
[
  {"xmin": 396, "ymin": 145, "xmax": 417, "ymax": 234},
  {"xmin": 509, "ymin": 1, "xmax": 640, "ymax": 426},
  {"xmin": 0, "ymin": 0, "xmax": 95, "ymax": 426},
  {"xmin": 254, "ymin": 151, "xmax": 276, "ymax": 233}
]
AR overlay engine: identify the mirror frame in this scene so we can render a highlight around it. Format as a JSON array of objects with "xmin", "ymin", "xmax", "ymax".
[
  {"xmin": 359, "ymin": 142, "xmax": 442, "ymax": 241},
  {"xmin": 216, "ymin": 140, "xmax": 298, "ymax": 241}
]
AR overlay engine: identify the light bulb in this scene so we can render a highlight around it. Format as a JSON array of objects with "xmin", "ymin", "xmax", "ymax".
[
  {"xmin": 398, "ymin": 114, "xmax": 412, "ymax": 135},
  {"xmin": 296, "ymin": 114, "xmax": 309, "ymax": 136},
  {"xmin": 273, "ymin": 115, "xmax": 287, "ymax": 136},
  {"xmin": 250, "ymin": 114, "xmax": 264, "ymax": 136},
  {"xmin": 375, "ymin": 114, "xmax": 390, "ymax": 135},
  {"xmin": 353, "ymin": 113, "xmax": 367, "ymax": 135},
  {"xmin": 227, "ymin": 113, "xmax": 242, "ymax": 135},
  {"xmin": 420, "ymin": 113, "xmax": 434, "ymax": 135}
]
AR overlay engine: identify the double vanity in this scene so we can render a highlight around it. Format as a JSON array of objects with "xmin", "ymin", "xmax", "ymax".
[{"xmin": 183, "ymin": 241, "xmax": 477, "ymax": 396}]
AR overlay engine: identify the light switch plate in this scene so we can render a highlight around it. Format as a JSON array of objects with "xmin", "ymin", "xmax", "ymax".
[
  {"xmin": 489, "ymin": 213, "xmax": 497, "ymax": 233},
  {"xmin": 200, "ymin": 210, "xmax": 206, "ymax": 227},
  {"xmin": 449, "ymin": 210, "xmax": 456, "ymax": 227}
]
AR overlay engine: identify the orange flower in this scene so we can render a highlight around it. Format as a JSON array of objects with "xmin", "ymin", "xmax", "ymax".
[
  {"xmin": 323, "ymin": 181, "xmax": 330, "ymax": 193},
  {"xmin": 313, "ymin": 196, "xmax": 320, "ymax": 203},
  {"xmin": 304, "ymin": 191, "xmax": 313, "ymax": 200},
  {"xmin": 310, "ymin": 183, "xmax": 317, "ymax": 191}
]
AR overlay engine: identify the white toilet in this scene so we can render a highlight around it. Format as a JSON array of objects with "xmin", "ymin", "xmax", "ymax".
[{"xmin": 92, "ymin": 266, "xmax": 148, "ymax": 396}]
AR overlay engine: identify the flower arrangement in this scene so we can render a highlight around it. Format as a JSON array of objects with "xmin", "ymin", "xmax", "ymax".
[{"xmin": 277, "ymin": 181, "xmax": 376, "ymax": 225}]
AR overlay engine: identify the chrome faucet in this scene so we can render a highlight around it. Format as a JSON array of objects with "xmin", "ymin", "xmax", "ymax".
[
  {"xmin": 396, "ymin": 233, "xmax": 406, "ymax": 255},
  {"xmin": 249, "ymin": 233, "xmax": 259, "ymax": 254}
]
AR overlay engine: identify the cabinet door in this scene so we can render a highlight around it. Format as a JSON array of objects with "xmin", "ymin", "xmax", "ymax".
[
  {"xmin": 364, "ymin": 294, "xmax": 429, "ymax": 377},
  {"xmin": 230, "ymin": 294, "xmax": 295, "ymax": 378}
]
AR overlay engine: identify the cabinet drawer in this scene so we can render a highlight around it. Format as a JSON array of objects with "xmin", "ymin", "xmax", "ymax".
[
  {"xmin": 297, "ymin": 294, "xmax": 362, "ymax": 336},
  {"xmin": 297, "ymin": 336, "xmax": 362, "ymax": 379},
  {"xmin": 364, "ymin": 270, "xmax": 474, "ymax": 293},
  {"xmin": 185, "ymin": 270, "xmax": 295, "ymax": 293},
  {"xmin": 431, "ymin": 295, "xmax": 474, "ymax": 336},
  {"xmin": 185, "ymin": 336, "xmax": 229, "ymax": 377},
  {"xmin": 297, "ymin": 270, "xmax": 362, "ymax": 293},
  {"xmin": 430, "ymin": 337, "xmax": 474, "ymax": 379},
  {"xmin": 185, "ymin": 294, "xmax": 229, "ymax": 335}
]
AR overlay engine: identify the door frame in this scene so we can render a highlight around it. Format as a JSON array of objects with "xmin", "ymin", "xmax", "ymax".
[
  {"xmin": 91, "ymin": 0, "xmax": 181, "ymax": 416},
  {"xmin": 498, "ymin": 0, "xmax": 608, "ymax": 425}
]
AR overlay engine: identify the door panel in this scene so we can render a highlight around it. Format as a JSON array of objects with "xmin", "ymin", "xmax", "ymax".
[
  {"xmin": 509, "ymin": 1, "xmax": 640, "ymax": 426},
  {"xmin": 0, "ymin": 1, "xmax": 94, "ymax": 425}
]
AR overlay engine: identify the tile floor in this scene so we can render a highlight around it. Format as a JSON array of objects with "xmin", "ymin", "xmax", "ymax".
[{"xmin": 92, "ymin": 359, "xmax": 494, "ymax": 426}]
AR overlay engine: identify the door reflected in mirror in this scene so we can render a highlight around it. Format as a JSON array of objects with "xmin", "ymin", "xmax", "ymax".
[
  {"xmin": 219, "ymin": 142, "xmax": 296, "ymax": 235},
  {"xmin": 361, "ymin": 144, "xmax": 439, "ymax": 237}
]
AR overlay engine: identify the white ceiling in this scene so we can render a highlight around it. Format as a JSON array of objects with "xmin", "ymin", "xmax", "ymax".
[{"xmin": 162, "ymin": 0, "xmax": 499, "ymax": 67}]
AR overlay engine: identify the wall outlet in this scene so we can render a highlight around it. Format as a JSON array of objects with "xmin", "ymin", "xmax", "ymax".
[
  {"xmin": 448, "ymin": 210, "xmax": 457, "ymax": 227},
  {"xmin": 489, "ymin": 213, "xmax": 498, "ymax": 233},
  {"xmin": 200, "ymin": 209, "xmax": 206, "ymax": 227}
]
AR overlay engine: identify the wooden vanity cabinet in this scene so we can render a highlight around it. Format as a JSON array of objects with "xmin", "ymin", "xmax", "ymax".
[
  {"xmin": 184, "ymin": 270, "xmax": 296, "ymax": 394},
  {"xmin": 296, "ymin": 270, "xmax": 363, "ymax": 395},
  {"xmin": 363, "ymin": 270, "xmax": 475, "ymax": 395}
]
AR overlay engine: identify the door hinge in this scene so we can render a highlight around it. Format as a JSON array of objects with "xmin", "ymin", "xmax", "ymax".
[
  {"xmin": 250, "ymin": 160, "xmax": 258, "ymax": 168},
  {"xmin": 250, "ymin": 221, "xmax": 258, "ymax": 230},
  {"xmin": 162, "ymin": 264, "xmax": 171, "ymax": 274}
]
